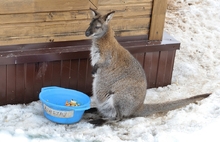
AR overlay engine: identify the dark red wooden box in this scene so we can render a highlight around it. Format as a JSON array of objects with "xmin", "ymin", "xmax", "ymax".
[{"xmin": 0, "ymin": 33, "xmax": 179, "ymax": 105}]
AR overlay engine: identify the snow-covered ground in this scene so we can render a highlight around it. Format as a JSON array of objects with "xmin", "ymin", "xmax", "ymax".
[{"xmin": 1, "ymin": 0, "xmax": 220, "ymax": 141}]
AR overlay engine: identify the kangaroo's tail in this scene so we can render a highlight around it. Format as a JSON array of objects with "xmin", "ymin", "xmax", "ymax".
[{"xmin": 134, "ymin": 93, "xmax": 211, "ymax": 117}]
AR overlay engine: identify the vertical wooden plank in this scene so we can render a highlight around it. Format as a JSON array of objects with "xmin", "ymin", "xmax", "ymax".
[
  {"xmin": 133, "ymin": 53, "xmax": 145, "ymax": 67},
  {"xmin": 6, "ymin": 65, "xmax": 16, "ymax": 104},
  {"xmin": 85, "ymin": 58, "xmax": 93, "ymax": 95},
  {"xmin": 77, "ymin": 59, "xmax": 88, "ymax": 92},
  {"xmin": 144, "ymin": 52, "xmax": 160, "ymax": 88},
  {"xmin": 156, "ymin": 51, "xmax": 168, "ymax": 87},
  {"xmin": 15, "ymin": 64, "xmax": 25, "ymax": 104},
  {"xmin": 148, "ymin": 0, "xmax": 168, "ymax": 40},
  {"xmin": 0, "ymin": 65, "xmax": 7, "ymax": 105},
  {"xmin": 24, "ymin": 63, "xmax": 35, "ymax": 103},
  {"xmin": 51, "ymin": 61, "xmax": 61, "ymax": 86},
  {"xmin": 34, "ymin": 62, "xmax": 44, "ymax": 100},
  {"xmin": 60, "ymin": 60, "xmax": 71, "ymax": 88},
  {"xmin": 163, "ymin": 50, "xmax": 176, "ymax": 85},
  {"xmin": 69, "ymin": 59, "xmax": 79, "ymax": 90},
  {"xmin": 155, "ymin": 50, "xmax": 176, "ymax": 87},
  {"xmin": 43, "ymin": 62, "xmax": 53, "ymax": 86}
]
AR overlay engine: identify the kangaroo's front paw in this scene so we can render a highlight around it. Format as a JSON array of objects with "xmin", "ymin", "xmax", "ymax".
[{"xmin": 92, "ymin": 64, "xmax": 99, "ymax": 75}]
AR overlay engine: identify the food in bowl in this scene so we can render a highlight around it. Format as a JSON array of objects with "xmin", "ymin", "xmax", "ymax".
[{"xmin": 65, "ymin": 99, "xmax": 80, "ymax": 106}]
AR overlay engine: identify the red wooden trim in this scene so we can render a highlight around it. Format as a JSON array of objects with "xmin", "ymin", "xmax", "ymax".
[{"xmin": 0, "ymin": 33, "xmax": 180, "ymax": 65}]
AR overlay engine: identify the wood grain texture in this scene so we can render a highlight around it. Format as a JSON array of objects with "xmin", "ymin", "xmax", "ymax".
[
  {"xmin": 98, "ymin": 0, "xmax": 153, "ymax": 5},
  {"xmin": 156, "ymin": 50, "xmax": 176, "ymax": 87},
  {"xmin": 15, "ymin": 64, "xmax": 25, "ymax": 104},
  {"xmin": 24, "ymin": 63, "xmax": 35, "ymax": 103},
  {"xmin": 0, "ymin": 0, "xmax": 154, "ymax": 46},
  {"xmin": 0, "ymin": 0, "xmax": 91, "ymax": 14},
  {"xmin": 6, "ymin": 65, "xmax": 16, "ymax": 104},
  {"xmin": 0, "ymin": 66, "xmax": 7, "ymax": 105},
  {"xmin": 144, "ymin": 52, "xmax": 160, "ymax": 88},
  {"xmin": 90, "ymin": 0, "xmax": 98, "ymax": 9},
  {"xmin": 149, "ymin": 0, "xmax": 168, "ymax": 40}
]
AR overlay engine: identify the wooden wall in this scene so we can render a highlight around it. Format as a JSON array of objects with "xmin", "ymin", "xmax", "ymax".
[
  {"xmin": 0, "ymin": 59, "xmax": 93, "ymax": 105},
  {"xmin": 97, "ymin": 0, "xmax": 153, "ymax": 37},
  {"xmin": 0, "ymin": 0, "xmax": 95, "ymax": 46},
  {"xmin": 0, "ymin": 0, "xmax": 154, "ymax": 46},
  {"xmin": 0, "ymin": 51, "xmax": 176, "ymax": 105}
]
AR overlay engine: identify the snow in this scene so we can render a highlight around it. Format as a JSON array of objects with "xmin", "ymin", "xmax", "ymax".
[{"xmin": 1, "ymin": 0, "xmax": 220, "ymax": 141}]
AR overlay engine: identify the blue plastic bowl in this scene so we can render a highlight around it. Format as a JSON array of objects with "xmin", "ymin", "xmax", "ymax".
[{"xmin": 39, "ymin": 86, "xmax": 90, "ymax": 124}]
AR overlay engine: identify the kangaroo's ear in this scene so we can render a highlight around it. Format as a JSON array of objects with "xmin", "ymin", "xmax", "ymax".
[
  {"xmin": 90, "ymin": 8, "xmax": 99, "ymax": 17},
  {"xmin": 104, "ymin": 11, "xmax": 115, "ymax": 24}
]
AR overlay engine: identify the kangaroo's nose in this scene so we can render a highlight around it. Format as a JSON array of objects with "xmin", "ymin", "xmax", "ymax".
[{"xmin": 85, "ymin": 30, "xmax": 91, "ymax": 37}]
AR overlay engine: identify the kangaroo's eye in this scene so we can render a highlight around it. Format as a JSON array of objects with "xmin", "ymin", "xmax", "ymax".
[{"xmin": 95, "ymin": 26, "xmax": 101, "ymax": 29}]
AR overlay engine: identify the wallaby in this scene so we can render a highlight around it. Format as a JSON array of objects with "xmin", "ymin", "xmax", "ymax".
[{"xmin": 85, "ymin": 8, "xmax": 211, "ymax": 125}]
